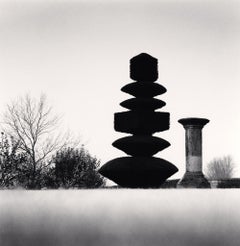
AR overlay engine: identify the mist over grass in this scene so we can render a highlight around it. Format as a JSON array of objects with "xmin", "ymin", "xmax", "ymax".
[{"xmin": 1, "ymin": 189, "xmax": 240, "ymax": 246}]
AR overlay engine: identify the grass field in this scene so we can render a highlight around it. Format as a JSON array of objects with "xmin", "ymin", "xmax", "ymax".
[{"xmin": 0, "ymin": 189, "xmax": 240, "ymax": 246}]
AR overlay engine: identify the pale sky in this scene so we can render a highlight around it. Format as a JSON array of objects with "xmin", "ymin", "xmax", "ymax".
[{"xmin": 0, "ymin": 0, "xmax": 240, "ymax": 181}]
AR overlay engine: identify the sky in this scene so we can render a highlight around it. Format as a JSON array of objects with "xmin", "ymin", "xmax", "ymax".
[{"xmin": 0, "ymin": 0, "xmax": 240, "ymax": 181}]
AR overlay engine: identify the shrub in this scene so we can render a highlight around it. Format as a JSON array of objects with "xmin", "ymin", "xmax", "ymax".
[
  {"xmin": 52, "ymin": 147, "xmax": 105, "ymax": 189},
  {"xmin": 0, "ymin": 132, "xmax": 31, "ymax": 188}
]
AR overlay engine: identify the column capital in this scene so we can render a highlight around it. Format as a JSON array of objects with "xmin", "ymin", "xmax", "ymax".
[{"xmin": 178, "ymin": 117, "xmax": 209, "ymax": 129}]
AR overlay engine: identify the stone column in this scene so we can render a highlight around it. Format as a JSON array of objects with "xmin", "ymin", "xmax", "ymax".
[{"xmin": 177, "ymin": 117, "xmax": 210, "ymax": 188}]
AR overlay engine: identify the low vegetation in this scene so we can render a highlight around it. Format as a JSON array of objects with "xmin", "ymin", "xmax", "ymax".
[
  {"xmin": 0, "ymin": 94, "xmax": 105, "ymax": 189},
  {"xmin": 205, "ymin": 155, "xmax": 235, "ymax": 180}
]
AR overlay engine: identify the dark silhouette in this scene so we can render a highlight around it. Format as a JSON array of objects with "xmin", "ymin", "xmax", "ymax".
[
  {"xmin": 51, "ymin": 147, "xmax": 105, "ymax": 189},
  {"xmin": 99, "ymin": 53, "xmax": 178, "ymax": 188},
  {"xmin": 0, "ymin": 132, "xmax": 105, "ymax": 189}
]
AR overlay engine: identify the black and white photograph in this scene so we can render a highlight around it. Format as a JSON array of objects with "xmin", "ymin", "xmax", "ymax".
[{"xmin": 0, "ymin": 0, "xmax": 240, "ymax": 245}]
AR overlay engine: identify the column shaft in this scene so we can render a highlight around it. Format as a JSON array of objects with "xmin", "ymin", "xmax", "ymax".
[{"xmin": 185, "ymin": 127, "xmax": 202, "ymax": 172}]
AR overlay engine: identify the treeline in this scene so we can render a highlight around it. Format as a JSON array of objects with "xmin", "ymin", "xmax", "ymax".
[
  {"xmin": 0, "ymin": 133, "xmax": 105, "ymax": 189},
  {"xmin": 0, "ymin": 94, "xmax": 105, "ymax": 189}
]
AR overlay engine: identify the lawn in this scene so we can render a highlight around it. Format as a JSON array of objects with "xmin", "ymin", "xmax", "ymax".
[{"xmin": 0, "ymin": 189, "xmax": 239, "ymax": 246}]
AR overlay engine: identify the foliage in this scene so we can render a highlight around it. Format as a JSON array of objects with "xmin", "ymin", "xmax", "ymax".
[
  {"xmin": 0, "ymin": 132, "xmax": 30, "ymax": 188},
  {"xmin": 0, "ymin": 132, "xmax": 16, "ymax": 187},
  {"xmin": 1, "ymin": 94, "xmax": 105, "ymax": 189},
  {"xmin": 2, "ymin": 94, "xmax": 74, "ymax": 188},
  {"xmin": 52, "ymin": 147, "xmax": 105, "ymax": 189},
  {"xmin": 205, "ymin": 155, "xmax": 236, "ymax": 180},
  {"xmin": 0, "ymin": 132, "xmax": 105, "ymax": 189}
]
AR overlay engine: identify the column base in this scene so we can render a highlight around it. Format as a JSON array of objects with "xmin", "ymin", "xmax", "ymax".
[{"xmin": 177, "ymin": 171, "xmax": 210, "ymax": 188}]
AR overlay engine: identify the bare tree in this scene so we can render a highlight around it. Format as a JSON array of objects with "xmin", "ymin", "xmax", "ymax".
[
  {"xmin": 205, "ymin": 155, "xmax": 236, "ymax": 180},
  {"xmin": 2, "ymin": 94, "xmax": 71, "ymax": 187}
]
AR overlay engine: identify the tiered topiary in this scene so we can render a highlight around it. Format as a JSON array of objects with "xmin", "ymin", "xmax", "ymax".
[{"xmin": 99, "ymin": 53, "xmax": 178, "ymax": 188}]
